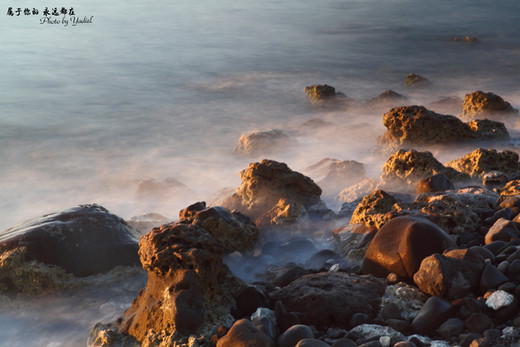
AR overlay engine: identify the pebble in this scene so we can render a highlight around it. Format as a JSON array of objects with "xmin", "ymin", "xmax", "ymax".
[
  {"xmin": 485, "ymin": 290, "xmax": 514, "ymax": 310},
  {"xmin": 411, "ymin": 297, "xmax": 453, "ymax": 334},
  {"xmin": 278, "ymin": 324, "xmax": 314, "ymax": 347}
]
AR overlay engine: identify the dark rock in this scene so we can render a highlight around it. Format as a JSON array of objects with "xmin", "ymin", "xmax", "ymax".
[
  {"xmin": 358, "ymin": 342, "xmax": 382, "ymax": 347},
  {"xmin": 411, "ymin": 296, "xmax": 454, "ymax": 334},
  {"xmin": 235, "ymin": 285, "xmax": 269, "ymax": 317},
  {"xmin": 483, "ymin": 240, "xmax": 508, "ymax": 255},
  {"xmin": 404, "ymin": 73, "xmax": 431, "ymax": 87},
  {"xmin": 234, "ymin": 129, "xmax": 296, "ymax": 156},
  {"xmin": 126, "ymin": 213, "xmax": 171, "ymax": 234},
  {"xmin": 393, "ymin": 342, "xmax": 418, "ymax": 347},
  {"xmin": 362, "ymin": 215, "xmax": 455, "ymax": 281},
  {"xmin": 454, "ymin": 297, "xmax": 483, "ymax": 321},
  {"xmin": 508, "ymin": 259, "xmax": 520, "ymax": 281},
  {"xmin": 429, "ymin": 96, "xmax": 463, "ymax": 115},
  {"xmin": 252, "ymin": 316, "xmax": 277, "ymax": 341},
  {"xmin": 498, "ymin": 281, "xmax": 516, "ymax": 293},
  {"xmin": 480, "ymin": 264, "xmax": 508, "ymax": 291},
  {"xmin": 485, "ymin": 218, "xmax": 520, "ymax": 244},
  {"xmin": 437, "ymin": 318, "xmax": 465, "ymax": 340},
  {"xmin": 470, "ymin": 246, "xmax": 495, "ymax": 262},
  {"xmin": 295, "ymin": 339, "xmax": 331, "ymax": 347},
  {"xmin": 483, "ymin": 328, "xmax": 501, "ymax": 342},
  {"xmin": 485, "ymin": 208, "xmax": 515, "ymax": 226},
  {"xmin": 380, "ymin": 302, "xmax": 401, "ymax": 321},
  {"xmin": 278, "ymin": 324, "xmax": 314, "ymax": 347},
  {"xmin": 385, "ymin": 319, "xmax": 410, "ymax": 334},
  {"xmin": 465, "ymin": 312, "xmax": 493, "ymax": 333},
  {"xmin": 306, "ymin": 249, "xmax": 345, "ymax": 270},
  {"xmin": 497, "ymin": 196, "xmax": 520, "ymax": 215},
  {"xmin": 278, "ymin": 238, "xmax": 318, "ymax": 263},
  {"xmin": 483, "ymin": 171, "xmax": 509, "ymax": 189},
  {"xmin": 459, "ymin": 333, "xmax": 483, "ymax": 347},
  {"xmin": 270, "ymin": 272, "xmax": 385, "ymax": 330},
  {"xmin": 350, "ymin": 313, "xmax": 370, "ymax": 328},
  {"xmin": 416, "ymin": 173, "xmax": 455, "ymax": 194},
  {"xmin": 332, "ymin": 338, "xmax": 357, "ymax": 347},
  {"xmin": 216, "ymin": 318, "xmax": 275, "ymax": 347},
  {"xmin": 365, "ymin": 90, "xmax": 407, "ymax": 111},
  {"xmin": 275, "ymin": 301, "xmax": 302, "ymax": 334},
  {"xmin": 0, "ymin": 204, "xmax": 140, "ymax": 292},
  {"xmin": 265, "ymin": 263, "xmax": 312, "ymax": 288},
  {"xmin": 333, "ymin": 223, "xmax": 377, "ymax": 262}
]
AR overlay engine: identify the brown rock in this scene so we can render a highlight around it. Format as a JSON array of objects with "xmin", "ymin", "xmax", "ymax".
[
  {"xmin": 484, "ymin": 218, "xmax": 520, "ymax": 244},
  {"xmin": 333, "ymin": 223, "xmax": 377, "ymax": 262},
  {"xmin": 500, "ymin": 179, "xmax": 520, "ymax": 197},
  {"xmin": 460, "ymin": 91, "xmax": 519, "ymax": 126},
  {"xmin": 416, "ymin": 173, "xmax": 455, "ymax": 194},
  {"xmin": 216, "ymin": 319, "xmax": 275, "ymax": 347},
  {"xmin": 467, "ymin": 119, "xmax": 509, "ymax": 140},
  {"xmin": 234, "ymin": 129, "xmax": 296, "ymax": 156},
  {"xmin": 349, "ymin": 190, "xmax": 400, "ymax": 229},
  {"xmin": 404, "ymin": 74, "xmax": 431, "ymax": 88},
  {"xmin": 445, "ymin": 148, "xmax": 519, "ymax": 178},
  {"xmin": 305, "ymin": 84, "xmax": 337, "ymax": 105},
  {"xmin": 428, "ymin": 96, "xmax": 463, "ymax": 115}
]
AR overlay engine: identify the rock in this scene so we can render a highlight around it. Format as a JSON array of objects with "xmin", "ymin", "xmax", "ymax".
[
  {"xmin": 234, "ymin": 129, "xmax": 296, "ymax": 156},
  {"xmin": 179, "ymin": 202, "xmax": 260, "ymax": 254},
  {"xmin": 436, "ymin": 318, "xmax": 465, "ymax": 340},
  {"xmin": 304, "ymin": 158, "xmax": 366, "ymax": 196},
  {"xmin": 306, "ymin": 249, "xmax": 345, "ymax": 271},
  {"xmin": 380, "ymin": 302, "xmax": 401, "ymax": 321},
  {"xmin": 428, "ymin": 96, "xmax": 463, "ymax": 115},
  {"xmin": 333, "ymin": 223, "xmax": 377, "ymax": 263},
  {"xmin": 332, "ymin": 338, "xmax": 357, "ymax": 347},
  {"xmin": 270, "ymin": 272, "xmax": 385, "ymax": 329},
  {"xmin": 381, "ymin": 283, "xmax": 428, "ymax": 321},
  {"xmin": 278, "ymin": 324, "xmax": 314, "ymax": 347},
  {"xmin": 216, "ymin": 318, "xmax": 275, "ymax": 347},
  {"xmin": 416, "ymin": 173, "xmax": 455, "ymax": 194},
  {"xmin": 275, "ymin": 301, "xmax": 302, "ymax": 334},
  {"xmin": 480, "ymin": 264, "xmax": 508, "ymax": 291},
  {"xmin": 465, "ymin": 313, "xmax": 494, "ymax": 333},
  {"xmin": 380, "ymin": 149, "xmax": 469, "ymax": 188},
  {"xmin": 411, "ymin": 297, "xmax": 453, "ymax": 334},
  {"xmin": 88, "ymin": 323, "xmax": 140, "ymax": 347},
  {"xmin": 413, "ymin": 249, "xmax": 485, "ymax": 299},
  {"xmin": 126, "ymin": 213, "xmax": 171, "ymax": 234},
  {"xmin": 349, "ymin": 190, "xmax": 399, "ymax": 229},
  {"xmin": 460, "ymin": 91, "xmax": 519, "ymax": 126},
  {"xmin": 496, "ymin": 196, "xmax": 520, "ymax": 215},
  {"xmin": 305, "ymin": 84, "xmax": 338, "ymax": 105},
  {"xmin": 365, "ymin": 90, "xmax": 407, "ymax": 110},
  {"xmin": 362, "ymin": 215, "xmax": 455, "ymax": 281},
  {"xmin": 486, "ymin": 290, "xmax": 515, "ymax": 310},
  {"xmin": 404, "ymin": 74, "xmax": 431, "ymax": 87},
  {"xmin": 484, "ymin": 218, "xmax": 520, "ymax": 244},
  {"xmin": 295, "ymin": 339, "xmax": 331, "ymax": 347},
  {"xmin": 500, "ymin": 179, "xmax": 520, "ymax": 197},
  {"xmin": 235, "ymin": 285, "xmax": 269, "ymax": 317},
  {"xmin": 0, "ymin": 204, "xmax": 140, "ymax": 293},
  {"xmin": 221, "ymin": 159, "xmax": 331, "ymax": 234},
  {"xmin": 349, "ymin": 324, "xmax": 406, "ymax": 345},
  {"xmin": 251, "ymin": 307, "xmax": 277, "ymax": 340},
  {"xmin": 118, "ymin": 222, "xmax": 240, "ymax": 343},
  {"xmin": 483, "ymin": 171, "xmax": 509, "ymax": 189},
  {"xmin": 336, "ymin": 177, "xmax": 379, "ymax": 204},
  {"xmin": 445, "ymin": 148, "xmax": 519, "ymax": 178},
  {"xmin": 265, "ymin": 263, "xmax": 312, "ymax": 288}
]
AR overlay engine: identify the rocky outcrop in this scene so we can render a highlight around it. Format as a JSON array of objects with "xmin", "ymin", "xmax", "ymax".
[
  {"xmin": 217, "ymin": 319, "xmax": 275, "ymax": 347},
  {"xmin": 221, "ymin": 160, "xmax": 332, "ymax": 234},
  {"xmin": 118, "ymin": 222, "xmax": 241, "ymax": 344},
  {"xmin": 362, "ymin": 216, "xmax": 455, "ymax": 281},
  {"xmin": 126, "ymin": 213, "xmax": 171, "ymax": 234},
  {"xmin": 500, "ymin": 179, "xmax": 520, "ymax": 197},
  {"xmin": 445, "ymin": 148, "xmax": 520, "ymax": 178},
  {"xmin": 378, "ymin": 106, "xmax": 509, "ymax": 150},
  {"xmin": 0, "ymin": 204, "xmax": 140, "ymax": 293},
  {"xmin": 304, "ymin": 84, "xmax": 338, "ymax": 105},
  {"xmin": 349, "ymin": 190, "xmax": 402, "ymax": 229},
  {"xmin": 460, "ymin": 91, "xmax": 519, "ymax": 126},
  {"xmin": 234, "ymin": 129, "xmax": 296, "ymax": 156},
  {"xmin": 304, "ymin": 158, "xmax": 365, "ymax": 196},
  {"xmin": 404, "ymin": 74, "xmax": 430, "ymax": 88}
]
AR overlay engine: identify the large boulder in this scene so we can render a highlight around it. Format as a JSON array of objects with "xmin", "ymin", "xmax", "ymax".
[
  {"xmin": 234, "ymin": 129, "xmax": 296, "ymax": 156},
  {"xmin": 445, "ymin": 148, "xmax": 520, "ymax": 178},
  {"xmin": 303, "ymin": 158, "xmax": 365, "ymax": 196},
  {"xmin": 221, "ymin": 160, "xmax": 332, "ymax": 234},
  {"xmin": 0, "ymin": 204, "xmax": 140, "ymax": 293},
  {"xmin": 118, "ymin": 222, "xmax": 241, "ymax": 344},
  {"xmin": 362, "ymin": 215, "xmax": 455, "ymax": 281},
  {"xmin": 460, "ymin": 91, "xmax": 519, "ymax": 126},
  {"xmin": 270, "ymin": 272, "xmax": 385, "ymax": 329}
]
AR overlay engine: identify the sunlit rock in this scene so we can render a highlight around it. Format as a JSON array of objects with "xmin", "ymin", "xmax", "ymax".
[
  {"xmin": 500, "ymin": 179, "xmax": 520, "ymax": 197},
  {"xmin": 304, "ymin": 84, "xmax": 338, "ymax": 105},
  {"xmin": 349, "ymin": 190, "xmax": 403, "ymax": 229},
  {"xmin": 446, "ymin": 148, "xmax": 519, "ymax": 179},
  {"xmin": 460, "ymin": 91, "xmax": 519, "ymax": 126},
  {"xmin": 234, "ymin": 129, "xmax": 296, "ymax": 156}
]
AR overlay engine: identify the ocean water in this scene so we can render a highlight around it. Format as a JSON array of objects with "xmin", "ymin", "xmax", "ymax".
[{"xmin": 1, "ymin": 0, "xmax": 520, "ymax": 345}]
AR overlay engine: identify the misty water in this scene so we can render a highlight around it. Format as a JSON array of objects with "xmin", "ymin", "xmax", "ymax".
[{"xmin": 1, "ymin": 0, "xmax": 520, "ymax": 345}]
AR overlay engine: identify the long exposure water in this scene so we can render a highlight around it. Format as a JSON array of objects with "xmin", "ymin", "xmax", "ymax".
[{"xmin": 1, "ymin": 0, "xmax": 520, "ymax": 345}]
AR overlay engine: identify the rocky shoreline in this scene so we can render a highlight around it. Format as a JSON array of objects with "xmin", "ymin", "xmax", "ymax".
[{"xmin": 3, "ymin": 82, "xmax": 520, "ymax": 347}]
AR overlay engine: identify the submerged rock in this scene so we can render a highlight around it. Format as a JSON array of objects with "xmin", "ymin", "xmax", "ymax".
[
  {"xmin": 234, "ymin": 129, "xmax": 296, "ymax": 156},
  {"xmin": 460, "ymin": 91, "xmax": 519, "ymax": 126},
  {"xmin": 445, "ymin": 148, "xmax": 520, "ymax": 179},
  {"xmin": 304, "ymin": 158, "xmax": 366, "ymax": 196},
  {"xmin": 365, "ymin": 90, "xmax": 407, "ymax": 111},
  {"xmin": 305, "ymin": 84, "xmax": 338, "ymax": 105},
  {"xmin": 0, "ymin": 204, "xmax": 140, "ymax": 293},
  {"xmin": 404, "ymin": 74, "xmax": 431, "ymax": 88}
]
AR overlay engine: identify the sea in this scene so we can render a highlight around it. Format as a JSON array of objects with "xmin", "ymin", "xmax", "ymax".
[{"xmin": 1, "ymin": 0, "xmax": 520, "ymax": 345}]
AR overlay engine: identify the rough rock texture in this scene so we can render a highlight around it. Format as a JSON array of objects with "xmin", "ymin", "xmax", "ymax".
[
  {"xmin": 445, "ymin": 148, "xmax": 520, "ymax": 178},
  {"xmin": 377, "ymin": 106, "xmax": 508, "ymax": 150},
  {"xmin": 404, "ymin": 74, "xmax": 430, "ymax": 88},
  {"xmin": 234, "ymin": 129, "xmax": 295, "ymax": 156},
  {"xmin": 381, "ymin": 283, "xmax": 428, "ymax": 322},
  {"xmin": 460, "ymin": 91, "xmax": 519, "ymax": 126},
  {"xmin": 270, "ymin": 272, "xmax": 385, "ymax": 329},
  {"xmin": 305, "ymin": 84, "xmax": 338, "ymax": 105},
  {"xmin": 0, "ymin": 204, "xmax": 140, "ymax": 293},
  {"xmin": 216, "ymin": 319, "xmax": 275, "ymax": 347},
  {"xmin": 221, "ymin": 160, "xmax": 332, "ymax": 233},
  {"xmin": 178, "ymin": 202, "xmax": 259, "ymax": 254},
  {"xmin": 500, "ymin": 179, "xmax": 520, "ymax": 197},
  {"xmin": 484, "ymin": 218, "xmax": 520, "ymax": 244},
  {"xmin": 380, "ymin": 149, "xmax": 469, "ymax": 189},
  {"xmin": 304, "ymin": 158, "xmax": 365, "ymax": 196},
  {"xmin": 362, "ymin": 216, "xmax": 455, "ymax": 281},
  {"xmin": 336, "ymin": 177, "xmax": 378, "ymax": 204},
  {"xmin": 118, "ymin": 222, "xmax": 241, "ymax": 343},
  {"xmin": 349, "ymin": 190, "xmax": 400, "ymax": 229},
  {"xmin": 333, "ymin": 223, "xmax": 377, "ymax": 262}
]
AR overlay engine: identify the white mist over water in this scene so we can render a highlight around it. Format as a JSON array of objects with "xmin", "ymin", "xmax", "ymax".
[{"xmin": 1, "ymin": 0, "xmax": 520, "ymax": 345}]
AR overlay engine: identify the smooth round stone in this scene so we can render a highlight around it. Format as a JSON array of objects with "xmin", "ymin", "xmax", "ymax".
[
  {"xmin": 295, "ymin": 338, "xmax": 330, "ymax": 347},
  {"xmin": 483, "ymin": 240, "xmax": 508, "ymax": 255},
  {"xmin": 393, "ymin": 342, "xmax": 418, "ymax": 347},
  {"xmin": 465, "ymin": 312, "xmax": 494, "ymax": 333},
  {"xmin": 436, "ymin": 318, "xmax": 464, "ymax": 340},
  {"xmin": 332, "ymin": 338, "xmax": 356, "ymax": 347},
  {"xmin": 412, "ymin": 297, "xmax": 453, "ymax": 334},
  {"xmin": 350, "ymin": 313, "xmax": 370, "ymax": 328},
  {"xmin": 480, "ymin": 264, "xmax": 508, "ymax": 291},
  {"xmin": 278, "ymin": 324, "xmax": 314, "ymax": 347}
]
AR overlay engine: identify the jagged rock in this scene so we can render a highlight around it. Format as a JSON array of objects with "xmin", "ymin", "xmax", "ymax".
[
  {"xmin": 428, "ymin": 96, "xmax": 463, "ymax": 115},
  {"xmin": 270, "ymin": 272, "xmax": 385, "ymax": 329},
  {"xmin": 126, "ymin": 213, "xmax": 171, "ymax": 234},
  {"xmin": 486, "ymin": 290, "xmax": 515, "ymax": 310},
  {"xmin": 500, "ymin": 179, "xmax": 520, "ymax": 197},
  {"xmin": 333, "ymin": 223, "xmax": 377, "ymax": 262},
  {"xmin": 381, "ymin": 283, "xmax": 428, "ymax": 322},
  {"xmin": 378, "ymin": 106, "xmax": 508, "ymax": 150},
  {"xmin": 88, "ymin": 323, "xmax": 140, "ymax": 347},
  {"xmin": 404, "ymin": 74, "xmax": 430, "ymax": 88},
  {"xmin": 413, "ymin": 249, "xmax": 485, "ymax": 299},
  {"xmin": 416, "ymin": 174, "xmax": 455, "ymax": 194},
  {"xmin": 234, "ymin": 129, "xmax": 296, "ymax": 156},
  {"xmin": 460, "ymin": 91, "xmax": 519, "ymax": 126},
  {"xmin": 118, "ymin": 222, "xmax": 241, "ymax": 343},
  {"xmin": 362, "ymin": 216, "xmax": 455, "ymax": 281},
  {"xmin": 305, "ymin": 84, "xmax": 338, "ymax": 105},
  {"xmin": 349, "ymin": 190, "xmax": 400, "ymax": 229},
  {"xmin": 0, "ymin": 204, "xmax": 140, "ymax": 293},
  {"xmin": 380, "ymin": 149, "xmax": 469, "ymax": 189},
  {"xmin": 336, "ymin": 177, "xmax": 379, "ymax": 204},
  {"xmin": 445, "ymin": 148, "xmax": 520, "ymax": 178},
  {"xmin": 221, "ymin": 160, "xmax": 332, "ymax": 234},
  {"xmin": 217, "ymin": 318, "xmax": 275, "ymax": 347},
  {"xmin": 178, "ymin": 202, "xmax": 259, "ymax": 254},
  {"xmin": 304, "ymin": 158, "xmax": 365, "ymax": 196}
]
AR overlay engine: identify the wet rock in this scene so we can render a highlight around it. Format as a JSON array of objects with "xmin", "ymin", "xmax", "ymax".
[
  {"xmin": 445, "ymin": 148, "xmax": 519, "ymax": 179},
  {"xmin": 88, "ymin": 323, "xmax": 140, "ymax": 347},
  {"xmin": 349, "ymin": 324, "xmax": 406, "ymax": 345},
  {"xmin": 278, "ymin": 324, "xmax": 314, "ymax": 347},
  {"xmin": 460, "ymin": 91, "xmax": 519, "ymax": 126},
  {"xmin": 0, "ymin": 204, "xmax": 140, "ymax": 293},
  {"xmin": 305, "ymin": 84, "xmax": 338, "ymax": 104},
  {"xmin": 404, "ymin": 73, "xmax": 431, "ymax": 88},
  {"xmin": 380, "ymin": 302, "xmax": 401, "ymax": 321},
  {"xmin": 264, "ymin": 263, "xmax": 312, "ymax": 288},
  {"xmin": 270, "ymin": 272, "xmax": 385, "ymax": 329},
  {"xmin": 365, "ymin": 90, "xmax": 407, "ymax": 111},
  {"xmin": 333, "ymin": 223, "xmax": 377, "ymax": 262},
  {"xmin": 306, "ymin": 249, "xmax": 346, "ymax": 271},
  {"xmin": 216, "ymin": 318, "xmax": 275, "ymax": 347},
  {"xmin": 234, "ymin": 129, "xmax": 296, "ymax": 156},
  {"xmin": 496, "ymin": 196, "xmax": 520, "ymax": 215},
  {"xmin": 416, "ymin": 173, "xmax": 455, "ymax": 194},
  {"xmin": 484, "ymin": 218, "xmax": 520, "ymax": 244},
  {"xmin": 362, "ymin": 215, "xmax": 455, "ymax": 281},
  {"xmin": 436, "ymin": 318, "xmax": 465, "ymax": 340},
  {"xmin": 413, "ymin": 249, "xmax": 485, "ymax": 299},
  {"xmin": 251, "ymin": 307, "xmax": 277, "ymax": 340},
  {"xmin": 275, "ymin": 300, "xmax": 302, "ymax": 334},
  {"xmin": 467, "ymin": 119, "xmax": 510, "ymax": 140},
  {"xmin": 411, "ymin": 297, "xmax": 453, "ymax": 334},
  {"xmin": 483, "ymin": 171, "xmax": 509, "ymax": 189},
  {"xmin": 332, "ymin": 338, "xmax": 357, "ymax": 347},
  {"xmin": 336, "ymin": 177, "xmax": 379, "ymax": 204},
  {"xmin": 235, "ymin": 284, "xmax": 269, "ymax": 317},
  {"xmin": 480, "ymin": 264, "xmax": 508, "ymax": 291},
  {"xmin": 486, "ymin": 290, "xmax": 515, "ymax": 310},
  {"xmin": 118, "ymin": 222, "xmax": 240, "ymax": 343},
  {"xmin": 304, "ymin": 158, "xmax": 365, "ymax": 196},
  {"xmin": 126, "ymin": 213, "xmax": 171, "ymax": 234},
  {"xmin": 465, "ymin": 313, "xmax": 493, "ymax": 333}
]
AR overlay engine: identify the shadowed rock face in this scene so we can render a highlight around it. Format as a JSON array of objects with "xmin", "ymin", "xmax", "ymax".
[
  {"xmin": 0, "ymin": 204, "xmax": 140, "ymax": 282},
  {"xmin": 460, "ymin": 91, "xmax": 519, "ymax": 125}
]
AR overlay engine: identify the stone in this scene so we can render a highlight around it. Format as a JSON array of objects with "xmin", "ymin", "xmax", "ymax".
[
  {"xmin": 234, "ymin": 129, "xmax": 296, "ymax": 156},
  {"xmin": 88, "ymin": 323, "xmax": 140, "ymax": 347},
  {"xmin": 333, "ymin": 223, "xmax": 377, "ymax": 263},
  {"xmin": 306, "ymin": 249, "xmax": 345, "ymax": 271},
  {"xmin": 332, "ymin": 338, "xmax": 357, "ymax": 347},
  {"xmin": 0, "ymin": 204, "xmax": 140, "ymax": 293},
  {"xmin": 251, "ymin": 307, "xmax": 277, "ymax": 340},
  {"xmin": 485, "ymin": 290, "xmax": 515, "ymax": 310},
  {"xmin": 496, "ymin": 196, "xmax": 520, "ymax": 215},
  {"xmin": 380, "ymin": 283, "xmax": 428, "ymax": 322},
  {"xmin": 445, "ymin": 148, "xmax": 519, "ymax": 178},
  {"xmin": 336, "ymin": 177, "xmax": 379, "ymax": 204},
  {"xmin": 118, "ymin": 222, "xmax": 240, "ymax": 343},
  {"xmin": 235, "ymin": 285, "xmax": 269, "ymax": 317},
  {"xmin": 480, "ymin": 264, "xmax": 508, "ymax": 291},
  {"xmin": 305, "ymin": 84, "xmax": 338, "ymax": 104},
  {"xmin": 349, "ymin": 190, "xmax": 400, "ymax": 229},
  {"xmin": 362, "ymin": 215, "xmax": 455, "ymax": 281},
  {"xmin": 482, "ymin": 171, "xmax": 509, "ymax": 189},
  {"xmin": 270, "ymin": 272, "xmax": 385, "ymax": 329},
  {"xmin": 393, "ymin": 342, "xmax": 418, "ymax": 347},
  {"xmin": 216, "ymin": 319, "xmax": 275, "ymax": 347},
  {"xmin": 365, "ymin": 90, "xmax": 407, "ymax": 111},
  {"xmin": 460, "ymin": 91, "xmax": 519, "ymax": 126},
  {"xmin": 350, "ymin": 313, "xmax": 370, "ymax": 328},
  {"xmin": 264, "ymin": 263, "xmax": 312, "ymax": 288},
  {"xmin": 380, "ymin": 302, "xmax": 401, "ymax": 321},
  {"xmin": 404, "ymin": 74, "xmax": 430, "ymax": 87},
  {"xmin": 436, "ymin": 318, "xmax": 465, "ymax": 340},
  {"xmin": 126, "ymin": 213, "xmax": 171, "ymax": 234},
  {"xmin": 500, "ymin": 179, "xmax": 520, "ymax": 197},
  {"xmin": 275, "ymin": 301, "xmax": 302, "ymax": 334},
  {"xmin": 411, "ymin": 297, "xmax": 453, "ymax": 334},
  {"xmin": 465, "ymin": 313, "xmax": 493, "ymax": 333},
  {"xmin": 416, "ymin": 173, "xmax": 455, "ymax": 194},
  {"xmin": 278, "ymin": 324, "xmax": 314, "ymax": 347},
  {"xmin": 485, "ymin": 208, "xmax": 515, "ymax": 226},
  {"xmin": 467, "ymin": 119, "xmax": 510, "ymax": 140},
  {"xmin": 484, "ymin": 218, "xmax": 520, "ymax": 244},
  {"xmin": 295, "ymin": 339, "xmax": 331, "ymax": 347},
  {"xmin": 304, "ymin": 158, "xmax": 366, "ymax": 196},
  {"xmin": 349, "ymin": 324, "xmax": 406, "ymax": 345},
  {"xmin": 413, "ymin": 249, "xmax": 485, "ymax": 299}
]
